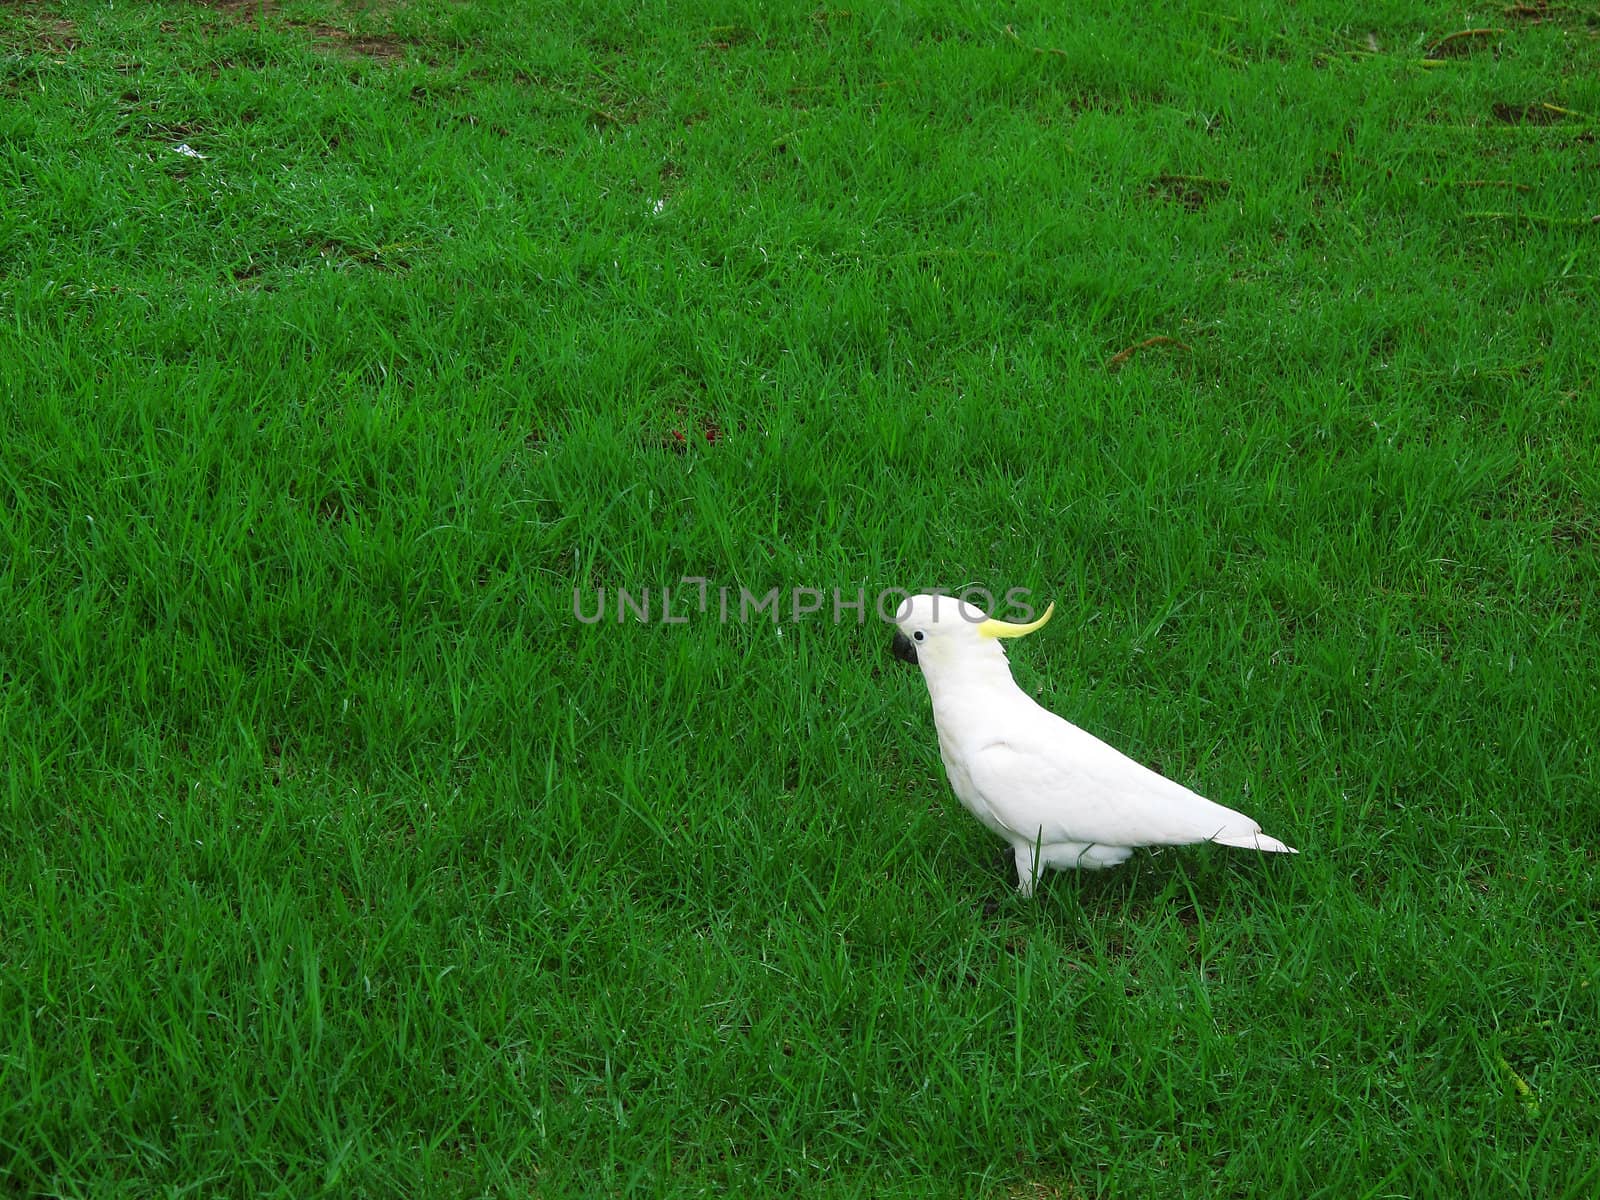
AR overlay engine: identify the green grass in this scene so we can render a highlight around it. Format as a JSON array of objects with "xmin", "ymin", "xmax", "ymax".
[{"xmin": 3, "ymin": 0, "xmax": 1599, "ymax": 1195}]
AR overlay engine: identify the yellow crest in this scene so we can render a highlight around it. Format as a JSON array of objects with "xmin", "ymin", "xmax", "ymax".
[{"xmin": 976, "ymin": 601, "xmax": 1055, "ymax": 639}]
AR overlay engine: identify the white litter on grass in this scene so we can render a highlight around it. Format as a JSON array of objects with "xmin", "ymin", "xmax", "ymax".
[
  {"xmin": 171, "ymin": 143, "xmax": 206, "ymax": 160},
  {"xmin": 650, "ymin": 197, "xmax": 666, "ymax": 215}
]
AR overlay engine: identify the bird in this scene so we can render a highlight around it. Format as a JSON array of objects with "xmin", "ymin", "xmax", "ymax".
[{"xmin": 889, "ymin": 593, "xmax": 1296, "ymax": 896}]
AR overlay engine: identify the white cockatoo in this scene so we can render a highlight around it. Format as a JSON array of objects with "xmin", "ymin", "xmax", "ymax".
[{"xmin": 890, "ymin": 593, "xmax": 1296, "ymax": 896}]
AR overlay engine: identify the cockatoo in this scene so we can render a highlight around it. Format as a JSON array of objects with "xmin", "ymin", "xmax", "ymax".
[{"xmin": 890, "ymin": 593, "xmax": 1296, "ymax": 896}]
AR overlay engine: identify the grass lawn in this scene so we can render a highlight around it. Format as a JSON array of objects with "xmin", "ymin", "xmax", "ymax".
[{"xmin": 3, "ymin": 0, "xmax": 1599, "ymax": 1195}]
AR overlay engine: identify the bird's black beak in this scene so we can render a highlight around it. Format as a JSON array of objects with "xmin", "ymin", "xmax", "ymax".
[{"xmin": 890, "ymin": 631, "xmax": 918, "ymax": 665}]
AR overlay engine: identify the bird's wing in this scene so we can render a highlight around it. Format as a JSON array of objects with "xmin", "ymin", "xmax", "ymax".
[{"xmin": 962, "ymin": 710, "xmax": 1270, "ymax": 849}]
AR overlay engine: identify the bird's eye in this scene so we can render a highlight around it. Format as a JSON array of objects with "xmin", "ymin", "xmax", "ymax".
[{"xmin": 912, "ymin": 630, "xmax": 925, "ymax": 642}]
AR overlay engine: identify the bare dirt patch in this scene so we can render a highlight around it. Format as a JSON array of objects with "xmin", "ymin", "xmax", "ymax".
[
  {"xmin": 0, "ymin": 5, "xmax": 81, "ymax": 54},
  {"xmin": 1146, "ymin": 172, "xmax": 1232, "ymax": 211},
  {"xmin": 193, "ymin": 0, "xmax": 279, "ymax": 18},
  {"xmin": 188, "ymin": 0, "xmax": 409, "ymax": 61},
  {"xmin": 303, "ymin": 23, "xmax": 406, "ymax": 61}
]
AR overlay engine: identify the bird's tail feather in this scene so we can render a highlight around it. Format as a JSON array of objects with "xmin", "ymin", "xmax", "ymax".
[{"xmin": 1210, "ymin": 829, "xmax": 1298, "ymax": 854}]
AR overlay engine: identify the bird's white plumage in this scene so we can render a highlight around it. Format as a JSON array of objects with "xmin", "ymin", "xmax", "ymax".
[{"xmin": 893, "ymin": 593, "xmax": 1296, "ymax": 895}]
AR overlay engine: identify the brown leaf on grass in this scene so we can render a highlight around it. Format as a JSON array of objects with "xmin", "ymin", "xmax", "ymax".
[
  {"xmin": 1491, "ymin": 100, "xmax": 1585, "ymax": 124},
  {"xmin": 1106, "ymin": 337, "xmax": 1194, "ymax": 373},
  {"xmin": 1425, "ymin": 27, "xmax": 1504, "ymax": 58}
]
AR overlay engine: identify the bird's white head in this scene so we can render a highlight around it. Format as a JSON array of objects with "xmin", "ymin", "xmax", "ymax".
[{"xmin": 889, "ymin": 593, "xmax": 1054, "ymax": 684}]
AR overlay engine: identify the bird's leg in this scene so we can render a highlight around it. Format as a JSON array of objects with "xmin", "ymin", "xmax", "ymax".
[{"xmin": 1013, "ymin": 841, "xmax": 1039, "ymax": 899}]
